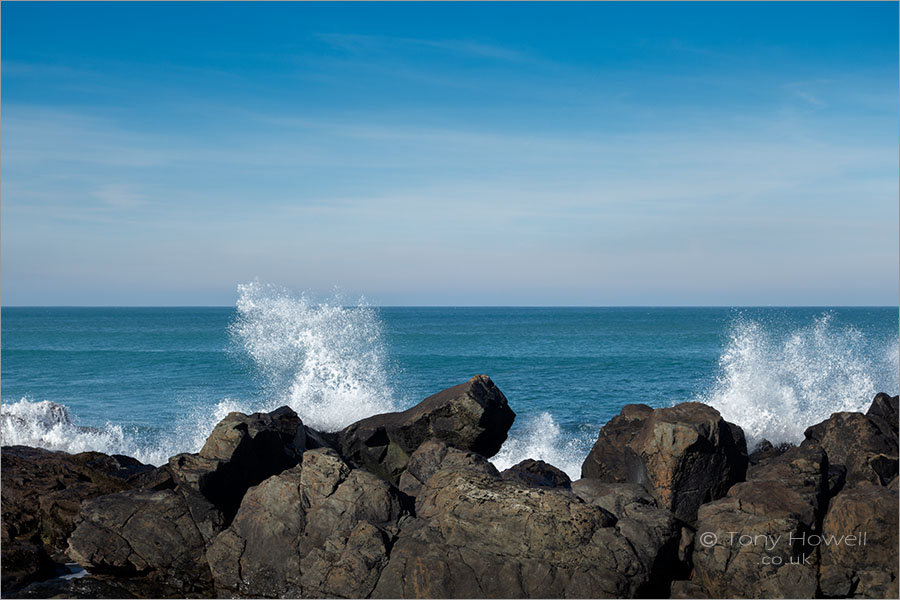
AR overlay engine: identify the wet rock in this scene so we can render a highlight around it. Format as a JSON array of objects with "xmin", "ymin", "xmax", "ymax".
[
  {"xmin": 0, "ymin": 446, "xmax": 145, "ymax": 591},
  {"xmin": 691, "ymin": 444, "xmax": 828, "ymax": 598},
  {"xmin": 397, "ymin": 439, "xmax": 499, "ymax": 497},
  {"xmin": 583, "ymin": 402, "xmax": 748, "ymax": 523},
  {"xmin": 66, "ymin": 489, "xmax": 214, "ymax": 594},
  {"xmin": 206, "ymin": 448, "xmax": 406, "ymax": 598},
  {"xmin": 804, "ymin": 396, "xmax": 899, "ymax": 486},
  {"xmin": 373, "ymin": 464, "xmax": 677, "ymax": 599},
  {"xmin": 338, "ymin": 375, "xmax": 515, "ymax": 482},
  {"xmin": 818, "ymin": 483, "xmax": 898, "ymax": 599},
  {"xmin": 581, "ymin": 403, "xmax": 653, "ymax": 482},
  {"xmin": 501, "ymin": 459, "xmax": 572, "ymax": 489}
]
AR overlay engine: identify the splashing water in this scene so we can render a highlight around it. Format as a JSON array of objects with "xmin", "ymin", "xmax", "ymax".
[
  {"xmin": 229, "ymin": 281, "xmax": 397, "ymax": 431},
  {"xmin": 0, "ymin": 396, "xmax": 250, "ymax": 466},
  {"xmin": 492, "ymin": 412, "xmax": 592, "ymax": 480},
  {"xmin": 700, "ymin": 313, "xmax": 899, "ymax": 449}
]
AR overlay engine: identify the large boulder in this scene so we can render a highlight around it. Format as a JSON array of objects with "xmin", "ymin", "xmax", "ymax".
[
  {"xmin": 168, "ymin": 405, "xmax": 317, "ymax": 522},
  {"xmin": 66, "ymin": 488, "xmax": 214, "ymax": 595},
  {"xmin": 690, "ymin": 444, "xmax": 828, "ymax": 598},
  {"xmin": 373, "ymin": 464, "xmax": 685, "ymax": 598},
  {"xmin": 581, "ymin": 403, "xmax": 653, "ymax": 482},
  {"xmin": 581, "ymin": 402, "xmax": 748, "ymax": 522},
  {"xmin": 804, "ymin": 395, "xmax": 899, "ymax": 486},
  {"xmin": 337, "ymin": 375, "xmax": 515, "ymax": 482},
  {"xmin": 205, "ymin": 448, "xmax": 406, "ymax": 598},
  {"xmin": 818, "ymin": 483, "xmax": 899, "ymax": 598},
  {"xmin": 0, "ymin": 446, "xmax": 150, "ymax": 591}
]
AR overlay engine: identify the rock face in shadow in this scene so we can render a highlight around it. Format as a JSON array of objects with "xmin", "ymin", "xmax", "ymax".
[
  {"xmin": 66, "ymin": 489, "xmax": 214, "ymax": 594},
  {"xmin": 804, "ymin": 395, "xmax": 899, "ymax": 486},
  {"xmin": 66, "ymin": 406, "xmax": 317, "ymax": 595},
  {"xmin": 690, "ymin": 443, "xmax": 828, "ymax": 598},
  {"xmin": 581, "ymin": 402, "xmax": 748, "ymax": 522},
  {"xmin": 818, "ymin": 483, "xmax": 899, "ymax": 599},
  {"xmin": 0, "ymin": 446, "xmax": 151, "ymax": 591},
  {"xmin": 205, "ymin": 448, "xmax": 406, "ymax": 598},
  {"xmin": 337, "ymin": 375, "xmax": 515, "ymax": 482}
]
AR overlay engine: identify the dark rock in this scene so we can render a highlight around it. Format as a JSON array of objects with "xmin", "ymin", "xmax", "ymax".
[
  {"xmin": 373, "ymin": 463, "xmax": 683, "ymax": 599},
  {"xmin": 571, "ymin": 479, "xmax": 691, "ymax": 596},
  {"xmin": 804, "ymin": 398, "xmax": 899, "ymax": 486},
  {"xmin": 171, "ymin": 405, "xmax": 311, "ymax": 521},
  {"xmin": 670, "ymin": 579, "xmax": 710, "ymax": 599},
  {"xmin": 749, "ymin": 439, "xmax": 794, "ymax": 465},
  {"xmin": 0, "ymin": 446, "xmax": 144, "ymax": 591},
  {"xmin": 3, "ymin": 575, "xmax": 139, "ymax": 599},
  {"xmin": 397, "ymin": 438, "xmax": 499, "ymax": 497},
  {"xmin": 581, "ymin": 403, "xmax": 653, "ymax": 482},
  {"xmin": 64, "ymin": 406, "xmax": 316, "ymax": 594},
  {"xmin": 501, "ymin": 459, "xmax": 572, "ymax": 489},
  {"xmin": 631, "ymin": 403, "xmax": 748, "ymax": 522},
  {"xmin": 818, "ymin": 483, "xmax": 899, "ymax": 599},
  {"xmin": 583, "ymin": 402, "xmax": 748, "ymax": 523},
  {"xmin": 866, "ymin": 393, "xmax": 899, "ymax": 438},
  {"xmin": 66, "ymin": 489, "xmax": 214, "ymax": 594},
  {"xmin": 206, "ymin": 448, "xmax": 406, "ymax": 598},
  {"xmin": 337, "ymin": 375, "xmax": 515, "ymax": 483},
  {"xmin": 691, "ymin": 444, "xmax": 828, "ymax": 598}
]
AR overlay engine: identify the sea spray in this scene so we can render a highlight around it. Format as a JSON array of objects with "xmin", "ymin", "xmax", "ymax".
[
  {"xmin": 0, "ymin": 396, "xmax": 246, "ymax": 466},
  {"xmin": 699, "ymin": 312, "xmax": 899, "ymax": 449},
  {"xmin": 491, "ymin": 411, "xmax": 592, "ymax": 480},
  {"xmin": 230, "ymin": 281, "xmax": 398, "ymax": 431}
]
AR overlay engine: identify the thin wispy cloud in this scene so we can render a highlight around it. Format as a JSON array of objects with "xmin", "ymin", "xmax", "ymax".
[{"xmin": 1, "ymin": 1, "xmax": 896, "ymax": 305}]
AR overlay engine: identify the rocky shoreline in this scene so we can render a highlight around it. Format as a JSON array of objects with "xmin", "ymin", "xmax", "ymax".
[{"xmin": 2, "ymin": 375, "xmax": 897, "ymax": 599}]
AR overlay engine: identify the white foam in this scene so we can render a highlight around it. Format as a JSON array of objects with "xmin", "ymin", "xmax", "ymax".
[
  {"xmin": 230, "ymin": 281, "xmax": 397, "ymax": 431},
  {"xmin": 491, "ymin": 411, "xmax": 591, "ymax": 480},
  {"xmin": 700, "ymin": 312, "xmax": 899, "ymax": 449}
]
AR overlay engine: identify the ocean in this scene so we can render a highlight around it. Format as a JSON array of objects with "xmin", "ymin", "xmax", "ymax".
[{"xmin": 2, "ymin": 284, "xmax": 898, "ymax": 478}]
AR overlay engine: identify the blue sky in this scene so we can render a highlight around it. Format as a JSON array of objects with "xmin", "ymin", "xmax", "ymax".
[{"xmin": 2, "ymin": 1, "xmax": 898, "ymax": 306}]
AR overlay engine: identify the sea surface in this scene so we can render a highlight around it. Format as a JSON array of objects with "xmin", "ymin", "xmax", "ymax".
[{"xmin": 2, "ymin": 284, "xmax": 898, "ymax": 478}]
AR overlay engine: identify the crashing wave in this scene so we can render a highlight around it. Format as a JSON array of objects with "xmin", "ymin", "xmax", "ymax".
[{"xmin": 699, "ymin": 312, "xmax": 899, "ymax": 449}]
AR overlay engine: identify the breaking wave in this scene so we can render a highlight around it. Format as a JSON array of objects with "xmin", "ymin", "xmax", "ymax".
[
  {"xmin": 700, "ymin": 312, "xmax": 899, "ymax": 449},
  {"xmin": 492, "ymin": 412, "xmax": 592, "ymax": 480},
  {"xmin": 0, "ymin": 396, "xmax": 251, "ymax": 466},
  {"xmin": 229, "ymin": 281, "xmax": 397, "ymax": 431},
  {"xmin": 1, "ymin": 281, "xmax": 399, "ymax": 463}
]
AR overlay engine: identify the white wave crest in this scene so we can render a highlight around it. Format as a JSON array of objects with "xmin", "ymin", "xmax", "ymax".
[
  {"xmin": 0, "ymin": 396, "xmax": 250, "ymax": 466},
  {"xmin": 230, "ymin": 281, "xmax": 397, "ymax": 431},
  {"xmin": 700, "ymin": 313, "xmax": 899, "ymax": 449},
  {"xmin": 491, "ymin": 412, "xmax": 591, "ymax": 480}
]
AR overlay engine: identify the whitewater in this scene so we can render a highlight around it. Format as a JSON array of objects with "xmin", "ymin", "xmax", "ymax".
[{"xmin": 2, "ymin": 283, "xmax": 897, "ymax": 479}]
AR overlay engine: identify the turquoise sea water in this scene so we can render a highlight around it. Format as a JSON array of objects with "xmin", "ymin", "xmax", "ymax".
[{"xmin": 2, "ymin": 287, "xmax": 897, "ymax": 477}]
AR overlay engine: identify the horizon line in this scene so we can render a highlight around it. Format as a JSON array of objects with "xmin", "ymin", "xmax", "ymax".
[{"xmin": 2, "ymin": 304, "xmax": 898, "ymax": 310}]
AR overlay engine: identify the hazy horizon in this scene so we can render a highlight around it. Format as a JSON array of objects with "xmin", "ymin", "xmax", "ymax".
[{"xmin": 2, "ymin": 2, "xmax": 898, "ymax": 306}]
